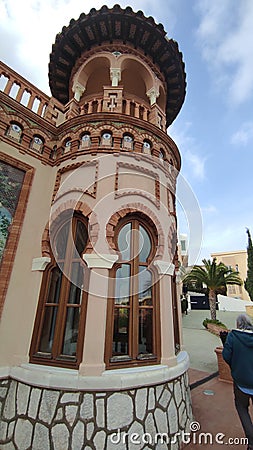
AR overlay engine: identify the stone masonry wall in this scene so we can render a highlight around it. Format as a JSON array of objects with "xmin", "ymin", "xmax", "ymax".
[{"xmin": 0, "ymin": 372, "xmax": 192, "ymax": 450}]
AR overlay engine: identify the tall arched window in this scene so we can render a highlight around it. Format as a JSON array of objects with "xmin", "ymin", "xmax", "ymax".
[
  {"xmin": 105, "ymin": 216, "xmax": 160, "ymax": 368},
  {"xmin": 30, "ymin": 214, "xmax": 89, "ymax": 368}
]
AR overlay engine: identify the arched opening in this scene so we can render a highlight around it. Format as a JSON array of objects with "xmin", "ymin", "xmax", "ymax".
[
  {"xmin": 30, "ymin": 213, "xmax": 89, "ymax": 368},
  {"xmin": 105, "ymin": 214, "xmax": 160, "ymax": 368}
]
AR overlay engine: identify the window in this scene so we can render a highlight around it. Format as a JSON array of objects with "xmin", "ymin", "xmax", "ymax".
[
  {"xmin": 142, "ymin": 140, "xmax": 151, "ymax": 154},
  {"xmin": 30, "ymin": 135, "xmax": 44, "ymax": 153},
  {"xmin": 80, "ymin": 133, "xmax": 91, "ymax": 149},
  {"xmin": 122, "ymin": 134, "xmax": 134, "ymax": 150},
  {"xmin": 30, "ymin": 214, "xmax": 89, "ymax": 368},
  {"xmin": 105, "ymin": 216, "xmax": 160, "ymax": 368},
  {"xmin": 63, "ymin": 138, "xmax": 72, "ymax": 154},
  {"xmin": 6, "ymin": 122, "xmax": 23, "ymax": 142},
  {"xmin": 101, "ymin": 131, "xmax": 112, "ymax": 146}
]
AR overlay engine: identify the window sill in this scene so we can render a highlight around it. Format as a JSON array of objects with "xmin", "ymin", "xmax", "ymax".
[{"xmin": 0, "ymin": 351, "xmax": 189, "ymax": 391}]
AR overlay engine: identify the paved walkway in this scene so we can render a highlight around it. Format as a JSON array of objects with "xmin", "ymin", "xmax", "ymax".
[{"xmin": 182, "ymin": 310, "xmax": 251, "ymax": 449}]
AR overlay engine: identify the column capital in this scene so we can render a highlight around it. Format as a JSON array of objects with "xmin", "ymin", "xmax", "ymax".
[
  {"xmin": 83, "ymin": 253, "xmax": 118, "ymax": 269},
  {"xmin": 146, "ymin": 87, "xmax": 160, "ymax": 105},
  {"xmin": 72, "ymin": 82, "xmax": 86, "ymax": 101},
  {"xmin": 110, "ymin": 68, "xmax": 121, "ymax": 87},
  {"xmin": 154, "ymin": 260, "xmax": 175, "ymax": 275}
]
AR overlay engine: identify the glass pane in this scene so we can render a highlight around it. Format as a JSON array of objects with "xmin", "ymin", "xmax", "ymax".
[
  {"xmin": 55, "ymin": 221, "xmax": 70, "ymax": 260},
  {"xmin": 113, "ymin": 308, "xmax": 129, "ymax": 355},
  {"xmin": 75, "ymin": 220, "xmax": 87, "ymax": 256},
  {"xmin": 115, "ymin": 265, "xmax": 130, "ymax": 305},
  {"xmin": 117, "ymin": 222, "xmax": 131, "ymax": 260},
  {"xmin": 38, "ymin": 306, "xmax": 58, "ymax": 353},
  {"xmin": 139, "ymin": 225, "xmax": 151, "ymax": 262},
  {"xmin": 138, "ymin": 309, "xmax": 153, "ymax": 354},
  {"xmin": 68, "ymin": 262, "xmax": 84, "ymax": 301},
  {"xmin": 62, "ymin": 307, "xmax": 80, "ymax": 356},
  {"xmin": 46, "ymin": 266, "xmax": 62, "ymax": 304},
  {"xmin": 138, "ymin": 267, "xmax": 152, "ymax": 305}
]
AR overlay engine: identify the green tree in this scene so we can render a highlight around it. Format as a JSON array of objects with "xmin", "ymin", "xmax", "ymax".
[
  {"xmin": 183, "ymin": 258, "xmax": 242, "ymax": 320},
  {"xmin": 245, "ymin": 228, "xmax": 253, "ymax": 301}
]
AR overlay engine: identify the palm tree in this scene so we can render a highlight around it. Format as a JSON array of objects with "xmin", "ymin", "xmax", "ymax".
[{"xmin": 183, "ymin": 258, "xmax": 242, "ymax": 320}]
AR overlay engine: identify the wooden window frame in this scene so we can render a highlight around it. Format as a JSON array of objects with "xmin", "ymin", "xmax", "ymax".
[
  {"xmin": 105, "ymin": 215, "xmax": 161, "ymax": 369},
  {"xmin": 29, "ymin": 213, "xmax": 89, "ymax": 369}
]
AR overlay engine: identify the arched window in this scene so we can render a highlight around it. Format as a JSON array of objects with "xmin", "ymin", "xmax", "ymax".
[
  {"xmin": 101, "ymin": 131, "xmax": 112, "ymax": 147},
  {"xmin": 122, "ymin": 133, "xmax": 134, "ymax": 150},
  {"xmin": 30, "ymin": 135, "xmax": 44, "ymax": 153},
  {"xmin": 30, "ymin": 214, "xmax": 89, "ymax": 368},
  {"xmin": 105, "ymin": 216, "xmax": 160, "ymax": 368},
  {"xmin": 142, "ymin": 140, "xmax": 152, "ymax": 154},
  {"xmin": 80, "ymin": 133, "xmax": 91, "ymax": 149},
  {"xmin": 6, "ymin": 122, "xmax": 23, "ymax": 142},
  {"xmin": 63, "ymin": 138, "xmax": 72, "ymax": 153}
]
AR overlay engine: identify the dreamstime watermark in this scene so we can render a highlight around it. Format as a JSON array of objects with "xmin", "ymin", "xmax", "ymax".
[{"xmin": 109, "ymin": 421, "xmax": 248, "ymax": 446}]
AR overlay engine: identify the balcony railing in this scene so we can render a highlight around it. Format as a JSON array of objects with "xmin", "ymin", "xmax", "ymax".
[{"xmin": 0, "ymin": 61, "xmax": 166, "ymax": 130}]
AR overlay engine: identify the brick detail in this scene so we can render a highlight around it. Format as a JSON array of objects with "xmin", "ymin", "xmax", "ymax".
[
  {"xmin": 106, "ymin": 203, "xmax": 164, "ymax": 258},
  {"xmin": 42, "ymin": 201, "xmax": 99, "ymax": 257}
]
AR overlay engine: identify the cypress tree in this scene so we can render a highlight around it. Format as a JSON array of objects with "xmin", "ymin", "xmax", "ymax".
[{"xmin": 245, "ymin": 228, "xmax": 253, "ymax": 301}]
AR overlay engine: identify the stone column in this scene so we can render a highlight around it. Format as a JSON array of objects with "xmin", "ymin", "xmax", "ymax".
[
  {"xmin": 154, "ymin": 260, "xmax": 177, "ymax": 367},
  {"xmin": 80, "ymin": 254, "xmax": 118, "ymax": 376}
]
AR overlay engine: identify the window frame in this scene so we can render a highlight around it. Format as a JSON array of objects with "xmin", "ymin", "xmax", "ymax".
[
  {"xmin": 105, "ymin": 215, "xmax": 161, "ymax": 369},
  {"xmin": 29, "ymin": 213, "xmax": 89, "ymax": 369}
]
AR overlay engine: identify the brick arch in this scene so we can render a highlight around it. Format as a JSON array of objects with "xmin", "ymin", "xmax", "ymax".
[
  {"xmin": 106, "ymin": 203, "xmax": 164, "ymax": 259},
  {"xmin": 4, "ymin": 113, "xmax": 30, "ymax": 131},
  {"xmin": 41, "ymin": 200, "xmax": 99, "ymax": 256}
]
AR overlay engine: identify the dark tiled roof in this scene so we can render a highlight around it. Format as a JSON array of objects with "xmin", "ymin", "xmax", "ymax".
[{"xmin": 49, "ymin": 4, "xmax": 186, "ymax": 126}]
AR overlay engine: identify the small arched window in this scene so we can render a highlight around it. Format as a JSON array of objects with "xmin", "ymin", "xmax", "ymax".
[
  {"xmin": 101, "ymin": 131, "xmax": 112, "ymax": 147},
  {"xmin": 80, "ymin": 133, "xmax": 91, "ymax": 149},
  {"xmin": 30, "ymin": 214, "xmax": 89, "ymax": 368},
  {"xmin": 30, "ymin": 135, "xmax": 44, "ymax": 153},
  {"xmin": 63, "ymin": 138, "xmax": 72, "ymax": 153},
  {"xmin": 7, "ymin": 122, "xmax": 23, "ymax": 142},
  {"xmin": 159, "ymin": 149, "xmax": 165, "ymax": 161},
  {"xmin": 122, "ymin": 134, "xmax": 134, "ymax": 150},
  {"xmin": 142, "ymin": 140, "xmax": 152, "ymax": 155},
  {"xmin": 105, "ymin": 216, "xmax": 160, "ymax": 368}
]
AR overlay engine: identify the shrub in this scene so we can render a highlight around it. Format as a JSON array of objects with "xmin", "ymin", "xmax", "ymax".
[{"xmin": 203, "ymin": 318, "xmax": 228, "ymax": 330}]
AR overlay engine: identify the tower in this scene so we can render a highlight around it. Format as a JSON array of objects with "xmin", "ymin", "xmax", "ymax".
[{"xmin": 0, "ymin": 5, "xmax": 192, "ymax": 448}]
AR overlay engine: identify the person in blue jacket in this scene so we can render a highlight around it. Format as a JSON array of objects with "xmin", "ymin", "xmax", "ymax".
[{"xmin": 222, "ymin": 314, "xmax": 253, "ymax": 450}]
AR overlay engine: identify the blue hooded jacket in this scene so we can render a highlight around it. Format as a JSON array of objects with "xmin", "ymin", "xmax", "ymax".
[{"xmin": 222, "ymin": 329, "xmax": 253, "ymax": 388}]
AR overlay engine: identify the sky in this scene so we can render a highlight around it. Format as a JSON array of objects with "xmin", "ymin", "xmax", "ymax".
[{"xmin": 1, "ymin": 0, "xmax": 253, "ymax": 265}]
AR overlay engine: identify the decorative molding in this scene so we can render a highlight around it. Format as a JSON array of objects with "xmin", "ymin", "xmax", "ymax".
[
  {"xmin": 31, "ymin": 257, "xmax": 51, "ymax": 272},
  {"xmin": 52, "ymin": 159, "xmax": 98, "ymax": 203},
  {"xmin": 115, "ymin": 161, "xmax": 160, "ymax": 208},
  {"xmin": 154, "ymin": 260, "xmax": 175, "ymax": 275},
  {"xmin": 83, "ymin": 253, "xmax": 118, "ymax": 269}
]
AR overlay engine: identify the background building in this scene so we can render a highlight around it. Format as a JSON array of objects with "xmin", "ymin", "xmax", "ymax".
[
  {"xmin": 0, "ymin": 5, "xmax": 192, "ymax": 448},
  {"xmin": 211, "ymin": 250, "xmax": 249, "ymax": 301}
]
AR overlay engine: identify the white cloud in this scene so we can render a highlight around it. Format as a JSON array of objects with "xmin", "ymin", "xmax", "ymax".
[
  {"xmin": 231, "ymin": 121, "xmax": 253, "ymax": 146},
  {"xmin": 195, "ymin": 0, "xmax": 253, "ymax": 106},
  {"xmin": 0, "ymin": 0, "xmax": 172, "ymax": 94}
]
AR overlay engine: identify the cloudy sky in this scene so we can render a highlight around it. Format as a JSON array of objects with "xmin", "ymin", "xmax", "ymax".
[{"xmin": 1, "ymin": 0, "xmax": 253, "ymax": 264}]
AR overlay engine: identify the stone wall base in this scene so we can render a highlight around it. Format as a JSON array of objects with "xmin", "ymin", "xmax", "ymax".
[{"xmin": 0, "ymin": 371, "xmax": 192, "ymax": 449}]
